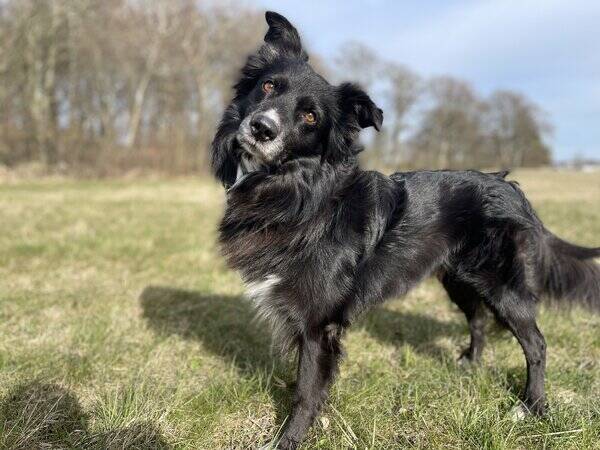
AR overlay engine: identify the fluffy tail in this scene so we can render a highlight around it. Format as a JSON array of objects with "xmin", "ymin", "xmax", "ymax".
[{"xmin": 538, "ymin": 232, "xmax": 600, "ymax": 311}]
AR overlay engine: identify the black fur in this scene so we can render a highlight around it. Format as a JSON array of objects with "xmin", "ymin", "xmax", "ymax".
[{"xmin": 210, "ymin": 12, "xmax": 600, "ymax": 449}]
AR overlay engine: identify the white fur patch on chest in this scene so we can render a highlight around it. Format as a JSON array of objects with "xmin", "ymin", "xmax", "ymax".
[
  {"xmin": 245, "ymin": 274, "xmax": 281, "ymax": 304},
  {"xmin": 243, "ymin": 273, "xmax": 300, "ymax": 352}
]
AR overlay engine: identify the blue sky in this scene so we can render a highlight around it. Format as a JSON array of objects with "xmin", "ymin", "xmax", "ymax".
[{"xmin": 250, "ymin": 0, "xmax": 600, "ymax": 161}]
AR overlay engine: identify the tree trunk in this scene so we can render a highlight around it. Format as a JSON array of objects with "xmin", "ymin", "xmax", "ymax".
[
  {"xmin": 26, "ymin": 1, "xmax": 60, "ymax": 167},
  {"xmin": 123, "ymin": 69, "xmax": 153, "ymax": 148}
]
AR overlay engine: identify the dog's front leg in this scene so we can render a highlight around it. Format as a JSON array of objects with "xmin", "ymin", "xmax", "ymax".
[{"xmin": 276, "ymin": 324, "xmax": 343, "ymax": 449}]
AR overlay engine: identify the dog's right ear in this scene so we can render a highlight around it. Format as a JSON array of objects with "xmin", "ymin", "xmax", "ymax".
[{"xmin": 263, "ymin": 11, "xmax": 307, "ymax": 61}]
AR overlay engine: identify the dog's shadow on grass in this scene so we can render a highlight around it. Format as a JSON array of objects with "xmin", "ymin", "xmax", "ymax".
[
  {"xmin": 0, "ymin": 382, "xmax": 169, "ymax": 449},
  {"xmin": 139, "ymin": 285, "xmax": 461, "ymax": 373},
  {"xmin": 140, "ymin": 285, "xmax": 297, "ymax": 426},
  {"xmin": 140, "ymin": 286, "xmax": 280, "ymax": 376},
  {"xmin": 359, "ymin": 305, "xmax": 461, "ymax": 360},
  {"xmin": 139, "ymin": 285, "xmax": 463, "ymax": 430}
]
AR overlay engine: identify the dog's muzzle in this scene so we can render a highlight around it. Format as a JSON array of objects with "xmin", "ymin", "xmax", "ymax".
[{"xmin": 236, "ymin": 109, "xmax": 284, "ymax": 162}]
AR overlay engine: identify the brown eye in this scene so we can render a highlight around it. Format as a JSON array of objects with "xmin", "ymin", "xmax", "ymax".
[
  {"xmin": 262, "ymin": 80, "xmax": 274, "ymax": 93},
  {"xmin": 302, "ymin": 111, "xmax": 316, "ymax": 125}
]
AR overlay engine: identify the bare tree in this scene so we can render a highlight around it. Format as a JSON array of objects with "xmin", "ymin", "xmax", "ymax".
[
  {"xmin": 0, "ymin": 0, "xmax": 263, "ymax": 174},
  {"xmin": 410, "ymin": 77, "xmax": 485, "ymax": 169},
  {"xmin": 382, "ymin": 63, "xmax": 420, "ymax": 166},
  {"xmin": 484, "ymin": 90, "xmax": 552, "ymax": 168},
  {"xmin": 334, "ymin": 41, "xmax": 381, "ymax": 88},
  {"xmin": 3, "ymin": 1, "xmax": 69, "ymax": 165}
]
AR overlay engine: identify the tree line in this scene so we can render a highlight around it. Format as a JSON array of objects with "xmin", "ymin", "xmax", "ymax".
[
  {"xmin": 0, "ymin": 0, "xmax": 552, "ymax": 175},
  {"xmin": 334, "ymin": 42, "xmax": 552, "ymax": 170}
]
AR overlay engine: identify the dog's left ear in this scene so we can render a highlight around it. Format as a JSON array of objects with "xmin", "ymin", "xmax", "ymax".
[
  {"xmin": 338, "ymin": 83, "xmax": 383, "ymax": 131},
  {"xmin": 323, "ymin": 84, "xmax": 383, "ymax": 163},
  {"xmin": 264, "ymin": 11, "xmax": 307, "ymax": 61}
]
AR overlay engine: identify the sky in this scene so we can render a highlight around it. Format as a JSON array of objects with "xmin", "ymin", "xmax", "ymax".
[{"xmin": 250, "ymin": 0, "xmax": 600, "ymax": 162}]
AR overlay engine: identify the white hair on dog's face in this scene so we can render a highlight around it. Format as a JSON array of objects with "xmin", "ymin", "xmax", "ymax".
[
  {"xmin": 261, "ymin": 108, "xmax": 281, "ymax": 127},
  {"xmin": 236, "ymin": 108, "xmax": 284, "ymax": 163}
]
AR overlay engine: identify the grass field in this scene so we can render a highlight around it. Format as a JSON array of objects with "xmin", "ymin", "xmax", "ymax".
[{"xmin": 0, "ymin": 169, "xmax": 599, "ymax": 449}]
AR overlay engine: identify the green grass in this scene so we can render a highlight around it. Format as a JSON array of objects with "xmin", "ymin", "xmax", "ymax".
[{"xmin": 0, "ymin": 169, "xmax": 599, "ymax": 449}]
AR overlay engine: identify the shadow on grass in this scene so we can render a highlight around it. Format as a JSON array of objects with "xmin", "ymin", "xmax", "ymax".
[
  {"xmin": 139, "ymin": 285, "xmax": 472, "ymax": 438},
  {"xmin": 139, "ymin": 286, "xmax": 280, "ymax": 375},
  {"xmin": 140, "ymin": 285, "xmax": 297, "ymax": 428},
  {"xmin": 139, "ymin": 285, "xmax": 462, "ymax": 370},
  {"xmin": 359, "ymin": 305, "xmax": 461, "ymax": 360},
  {"xmin": 138, "ymin": 285, "xmax": 546, "ymax": 439},
  {"xmin": 0, "ymin": 382, "xmax": 170, "ymax": 450}
]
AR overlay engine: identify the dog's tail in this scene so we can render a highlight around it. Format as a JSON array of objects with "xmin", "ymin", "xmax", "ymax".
[{"xmin": 537, "ymin": 231, "xmax": 600, "ymax": 312}]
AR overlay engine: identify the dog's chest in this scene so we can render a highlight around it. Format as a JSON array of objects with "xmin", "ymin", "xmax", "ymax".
[
  {"xmin": 243, "ymin": 273, "xmax": 301, "ymax": 350},
  {"xmin": 245, "ymin": 274, "xmax": 281, "ymax": 307}
]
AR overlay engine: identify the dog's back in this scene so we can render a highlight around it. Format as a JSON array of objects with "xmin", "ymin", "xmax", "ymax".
[{"xmin": 393, "ymin": 170, "xmax": 600, "ymax": 312}]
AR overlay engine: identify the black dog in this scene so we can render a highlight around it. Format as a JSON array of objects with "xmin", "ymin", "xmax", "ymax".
[{"xmin": 211, "ymin": 12, "xmax": 600, "ymax": 449}]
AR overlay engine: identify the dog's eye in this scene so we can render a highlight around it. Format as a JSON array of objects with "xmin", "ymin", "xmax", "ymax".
[
  {"xmin": 302, "ymin": 111, "xmax": 317, "ymax": 125},
  {"xmin": 262, "ymin": 80, "xmax": 274, "ymax": 94}
]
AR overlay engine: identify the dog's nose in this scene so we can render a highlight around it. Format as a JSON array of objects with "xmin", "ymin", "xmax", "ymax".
[{"xmin": 250, "ymin": 114, "xmax": 279, "ymax": 142}]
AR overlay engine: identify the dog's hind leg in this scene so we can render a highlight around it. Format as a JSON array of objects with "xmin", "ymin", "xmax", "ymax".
[
  {"xmin": 441, "ymin": 273, "xmax": 487, "ymax": 364},
  {"xmin": 486, "ymin": 289, "xmax": 547, "ymax": 415}
]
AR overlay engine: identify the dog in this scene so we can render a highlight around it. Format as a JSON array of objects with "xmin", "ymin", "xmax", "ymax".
[{"xmin": 210, "ymin": 11, "xmax": 600, "ymax": 449}]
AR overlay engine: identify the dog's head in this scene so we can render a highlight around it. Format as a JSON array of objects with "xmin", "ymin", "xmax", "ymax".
[{"xmin": 211, "ymin": 11, "xmax": 383, "ymax": 187}]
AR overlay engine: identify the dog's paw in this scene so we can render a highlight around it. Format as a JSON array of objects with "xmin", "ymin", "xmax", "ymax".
[
  {"xmin": 456, "ymin": 349, "xmax": 479, "ymax": 368},
  {"xmin": 526, "ymin": 398, "xmax": 548, "ymax": 416},
  {"xmin": 457, "ymin": 354, "xmax": 473, "ymax": 368},
  {"xmin": 508, "ymin": 398, "xmax": 548, "ymax": 422}
]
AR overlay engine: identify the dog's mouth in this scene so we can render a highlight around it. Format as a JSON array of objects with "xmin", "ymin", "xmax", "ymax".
[{"xmin": 236, "ymin": 131, "xmax": 263, "ymax": 161}]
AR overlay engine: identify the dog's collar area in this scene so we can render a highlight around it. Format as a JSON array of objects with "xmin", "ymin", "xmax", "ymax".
[{"xmin": 227, "ymin": 155, "xmax": 264, "ymax": 192}]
